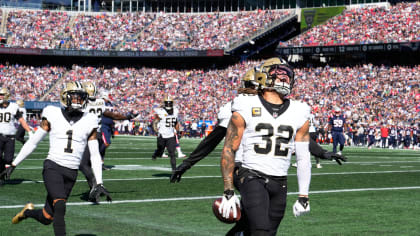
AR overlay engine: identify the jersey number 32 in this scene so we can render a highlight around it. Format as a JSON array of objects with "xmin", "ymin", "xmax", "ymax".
[{"xmin": 254, "ymin": 123, "xmax": 293, "ymax": 157}]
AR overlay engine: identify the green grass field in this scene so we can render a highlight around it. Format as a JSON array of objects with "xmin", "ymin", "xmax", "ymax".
[{"xmin": 1, "ymin": 136, "xmax": 420, "ymax": 236}]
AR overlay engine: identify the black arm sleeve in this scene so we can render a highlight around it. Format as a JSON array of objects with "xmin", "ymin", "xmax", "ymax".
[
  {"xmin": 309, "ymin": 138, "xmax": 326, "ymax": 158},
  {"xmin": 183, "ymin": 125, "xmax": 227, "ymax": 167}
]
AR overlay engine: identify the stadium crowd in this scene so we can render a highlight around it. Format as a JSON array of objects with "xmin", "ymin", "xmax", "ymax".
[
  {"xmin": 4, "ymin": 9, "xmax": 291, "ymax": 50},
  {"xmin": 1, "ymin": 62, "xmax": 418, "ymax": 142},
  {"xmin": 2, "ymin": 2, "xmax": 419, "ymax": 51},
  {"xmin": 284, "ymin": 2, "xmax": 420, "ymax": 47}
]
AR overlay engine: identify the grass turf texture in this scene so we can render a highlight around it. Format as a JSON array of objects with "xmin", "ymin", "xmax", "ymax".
[{"xmin": 1, "ymin": 136, "xmax": 419, "ymax": 235}]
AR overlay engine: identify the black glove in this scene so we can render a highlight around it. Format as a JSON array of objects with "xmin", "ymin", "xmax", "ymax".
[
  {"xmin": 0, "ymin": 165, "xmax": 16, "ymax": 180},
  {"xmin": 322, "ymin": 152, "xmax": 347, "ymax": 165},
  {"xmin": 89, "ymin": 184, "xmax": 112, "ymax": 203},
  {"xmin": 170, "ymin": 162, "xmax": 191, "ymax": 183}
]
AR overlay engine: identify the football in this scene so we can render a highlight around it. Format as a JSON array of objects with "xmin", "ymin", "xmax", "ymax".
[{"xmin": 212, "ymin": 197, "xmax": 241, "ymax": 224}]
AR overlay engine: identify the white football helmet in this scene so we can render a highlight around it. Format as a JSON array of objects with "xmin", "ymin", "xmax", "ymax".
[
  {"xmin": 60, "ymin": 82, "xmax": 88, "ymax": 111},
  {"xmin": 0, "ymin": 88, "xmax": 11, "ymax": 104}
]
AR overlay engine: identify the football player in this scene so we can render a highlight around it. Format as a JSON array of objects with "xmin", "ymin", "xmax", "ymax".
[
  {"xmin": 0, "ymin": 88, "xmax": 33, "ymax": 186},
  {"xmin": 169, "ymin": 68, "xmax": 258, "ymax": 183},
  {"xmin": 98, "ymin": 90, "xmax": 135, "ymax": 169},
  {"xmin": 15, "ymin": 100, "xmax": 31, "ymax": 144},
  {"xmin": 152, "ymin": 95, "xmax": 181, "ymax": 171},
  {"xmin": 328, "ymin": 107, "xmax": 347, "ymax": 154},
  {"xmin": 219, "ymin": 58, "xmax": 311, "ymax": 235},
  {"xmin": 3, "ymin": 82, "xmax": 111, "ymax": 236},
  {"xmin": 80, "ymin": 82, "xmax": 136, "ymax": 190},
  {"xmin": 170, "ymin": 68, "xmax": 346, "ymax": 183}
]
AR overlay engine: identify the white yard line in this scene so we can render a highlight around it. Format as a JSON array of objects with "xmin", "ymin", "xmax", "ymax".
[{"xmin": 2, "ymin": 186, "xmax": 420, "ymax": 209}]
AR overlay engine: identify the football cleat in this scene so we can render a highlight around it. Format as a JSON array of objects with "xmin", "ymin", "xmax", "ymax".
[
  {"xmin": 102, "ymin": 164, "xmax": 111, "ymax": 171},
  {"xmin": 162, "ymin": 153, "xmax": 168, "ymax": 158},
  {"xmin": 12, "ymin": 202, "xmax": 34, "ymax": 224},
  {"xmin": 177, "ymin": 153, "xmax": 186, "ymax": 158},
  {"xmin": 316, "ymin": 163, "xmax": 322, "ymax": 169}
]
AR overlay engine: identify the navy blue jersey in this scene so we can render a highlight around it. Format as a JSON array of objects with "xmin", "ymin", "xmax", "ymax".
[
  {"xmin": 329, "ymin": 115, "xmax": 345, "ymax": 132},
  {"xmin": 368, "ymin": 127, "xmax": 375, "ymax": 136},
  {"xmin": 389, "ymin": 127, "xmax": 397, "ymax": 137},
  {"xmin": 101, "ymin": 101, "xmax": 115, "ymax": 131}
]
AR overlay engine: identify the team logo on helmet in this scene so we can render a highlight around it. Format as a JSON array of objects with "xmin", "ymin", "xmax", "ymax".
[
  {"xmin": 16, "ymin": 100, "xmax": 25, "ymax": 108},
  {"xmin": 60, "ymin": 82, "xmax": 88, "ymax": 111},
  {"xmin": 83, "ymin": 82, "xmax": 97, "ymax": 99}
]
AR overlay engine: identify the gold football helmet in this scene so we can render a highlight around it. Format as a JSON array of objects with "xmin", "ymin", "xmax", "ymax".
[
  {"xmin": 255, "ymin": 57, "xmax": 294, "ymax": 96},
  {"xmin": 241, "ymin": 68, "xmax": 258, "ymax": 89},
  {"xmin": 16, "ymin": 100, "xmax": 25, "ymax": 108},
  {"xmin": 60, "ymin": 82, "xmax": 88, "ymax": 111},
  {"xmin": 163, "ymin": 95, "xmax": 173, "ymax": 110},
  {"xmin": 0, "ymin": 87, "xmax": 11, "ymax": 104},
  {"xmin": 83, "ymin": 81, "xmax": 97, "ymax": 99}
]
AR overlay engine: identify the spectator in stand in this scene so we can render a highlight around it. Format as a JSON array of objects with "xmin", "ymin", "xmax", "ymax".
[{"xmin": 380, "ymin": 123, "xmax": 389, "ymax": 148}]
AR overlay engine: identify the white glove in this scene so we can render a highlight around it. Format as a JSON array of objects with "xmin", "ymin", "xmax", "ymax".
[
  {"xmin": 218, "ymin": 190, "xmax": 240, "ymax": 219},
  {"xmin": 293, "ymin": 197, "xmax": 310, "ymax": 217},
  {"xmin": 28, "ymin": 131, "xmax": 34, "ymax": 140}
]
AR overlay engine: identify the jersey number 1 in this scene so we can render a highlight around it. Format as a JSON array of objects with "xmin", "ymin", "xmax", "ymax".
[{"xmin": 64, "ymin": 130, "xmax": 73, "ymax": 153}]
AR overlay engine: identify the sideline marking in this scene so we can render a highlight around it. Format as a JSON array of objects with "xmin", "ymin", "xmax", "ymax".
[{"xmin": 2, "ymin": 186, "xmax": 420, "ymax": 209}]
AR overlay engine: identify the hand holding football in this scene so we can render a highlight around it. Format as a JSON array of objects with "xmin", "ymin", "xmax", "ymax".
[{"xmin": 212, "ymin": 197, "xmax": 241, "ymax": 224}]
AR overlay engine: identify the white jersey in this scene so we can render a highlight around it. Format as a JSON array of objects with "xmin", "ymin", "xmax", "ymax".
[
  {"xmin": 42, "ymin": 106, "xmax": 98, "ymax": 170},
  {"xmin": 0, "ymin": 102, "xmax": 21, "ymax": 135},
  {"xmin": 309, "ymin": 114, "xmax": 316, "ymax": 133},
  {"xmin": 85, "ymin": 98, "xmax": 105, "ymax": 131},
  {"xmin": 155, "ymin": 107, "xmax": 179, "ymax": 138},
  {"xmin": 217, "ymin": 102, "xmax": 232, "ymax": 128},
  {"xmin": 85, "ymin": 98, "xmax": 106, "ymax": 120},
  {"xmin": 18, "ymin": 107, "xmax": 27, "ymax": 122},
  {"xmin": 232, "ymin": 95, "xmax": 310, "ymax": 176}
]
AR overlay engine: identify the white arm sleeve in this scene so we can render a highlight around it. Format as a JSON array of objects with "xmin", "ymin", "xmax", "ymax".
[
  {"xmin": 88, "ymin": 139, "xmax": 103, "ymax": 185},
  {"xmin": 295, "ymin": 141, "xmax": 311, "ymax": 196},
  {"xmin": 13, "ymin": 128, "xmax": 48, "ymax": 166}
]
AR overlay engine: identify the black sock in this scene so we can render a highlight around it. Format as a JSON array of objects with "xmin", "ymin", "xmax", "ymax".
[
  {"xmin": 53, "ymin": 200, "xmax": 66, "ymax": 236},
  {"xmin": 24, "ymin": 209, "xmax": 52, "ymax": 225}
]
